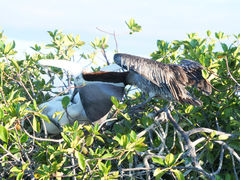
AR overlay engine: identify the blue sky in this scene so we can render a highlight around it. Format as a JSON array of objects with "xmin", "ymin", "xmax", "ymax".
[{"xmin": 1, "ymin": 0, "xmax": 240, "ymax": 58}]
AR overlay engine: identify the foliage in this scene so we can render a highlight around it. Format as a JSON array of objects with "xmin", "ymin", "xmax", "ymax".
[
  {"xmin": 0, "ymin": 20, "xmax": 240, "ymax": 180},
  {"xmin": 125, "ymin": 18, "xmax": 142, "ymax": 34}
]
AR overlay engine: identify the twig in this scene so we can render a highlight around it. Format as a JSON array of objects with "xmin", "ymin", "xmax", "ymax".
[
  {"xmin": 14, "ymin": 128, "xmax": 35, "ymax": 179},
  {"xmin": 137, "ymin": 123, "xmax": 155, "ymax": 139},
  {"xmin": 17, "ymin": 73, "xmax": 34, "ymax": 101},
  {"xmin": 137, "ymin": 107, "xmax": 165, "ymax": 138},
  {"xmin": 25, "ymin": 117, "xmax": 36, "ymax": 145},
  {"xmin": 121, "ymin": 167, "xmax": 151, "ymax": 172},
  {"xmin": 224, "ymin": 57, "xmax": 240, "ymax": 87},
  {"xmin": 70, "ymin": 153, "xmax": 77, "ymax": 180},
  {"xmin": 153, "ymin": 128, "xmax": 170, "ymax": 154},
  {"xmin": 170, "ymin": 129, "xmax": 177, "ymax": 151},
  {"xmin": 214, "ymin": 140, "xmax": 240, "ymax": 163},
  {"xmin": 28, "ymin": 72, "xmax": 35, "ymax": 97},
  {"xmin": 143, "ymin": 154, "xmax": 161, "ymax": 180},
  {"xmin": 0, "ymin": 144, "xmax": 21, "ymax": 163},
  {"xmin": 0, "ymin": 87, "xmax": 8, "ymax": 106},
  {"xmin": 230, "ymin": 150, "xmax": 239, "ymax": 180},
  {"xmin": 98, "ymin": 118, "xmax": 117, "ymax": 129},
  {"xmin": 172, "ymin": 166, "xmax": 212, "ymax": 178},
  {"xmin": 210, "ymin": 145, "xmax": 224, "ymax": 176},
  {"xmin": 22, "ymin": 126, "xmax": 64, "ymax": 143},
  {"xmin": 101, "ymin": 46, "xmax": 110, "ymax": 65},
  {"xmin": 96, "ymin": 27, "xmax": 119, "ymax": 52},
  {"xmin": 165, "ymin": 108, "xmax": 211, "ymax": 178},
  {"xmin": 187, "ymin": 127, "xmax": 236, "ymax": 138},
  {"xmin": 113, "ymin": 31, "xmax": 118, "ymax": 52}
]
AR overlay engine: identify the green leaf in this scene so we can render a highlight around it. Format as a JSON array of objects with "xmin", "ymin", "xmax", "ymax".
[
  {"xmin": 20, "ymin": 133, "xmax": 29, "ymax": 143},
  {"xmin": 96, "ymin": 135, "xmax": 104, "ymax": 143},
  {"xmin": 61, "ymin": 132, "xmax": 71, "ymax": 144},
  {"xmin": 135, "ymin": 143, "xmax": 148, "ymax": 152},
  {"xmin": 153, "ymin": 168, "xmax": 168, "ymax": 178},
  {"xmin": 206, "ymin": 30, "xmax": 211, "ymax": 37},
  {"xmin": 10, "ymin": 59, "xmax": 20, "ymax": 72},
  {"xmin": 210, "ymin": 131, "xmax": 216, "ymax": 139},
  {"xmin": 221, "ymin": 43, "xmax": 228, "ymax": 52},
  {"xmin": 172, "ymin": 169, "xmax": 185, "ymax": 180},
  {"xmin": 0, "ymin": 125, "xmax": 9, "ymax": 143},
  {"xmin": 207, "ymin": 141, "xmax": 214, "ymax": 151},
  {"xmin": 12, "ymin": 97, "xmax": 26, "ymax": 103},
  {"xmin": 185, "ymin": 105, "xmax": 194, "ymax": 113},
  {"xmin": 16, "ymin": 172, "xmax": 23, "ymax": 180},
  {"xmin": 0, "ymin": 109, "xmax": 3, "ymax": 120},
  {"xmin": 98, "ymin": 161, "xmax": 108, "ymax": 174},
  {"xmin": 233, "ymin": 45, "xmax": 240, "ymax": 57},
  {"xmin": 32, "ymin": 116, "xmax": 38, "ymax": 132},
  {"xmin": 120, "ymin": 112, "xmax": 131, "ymax": 121},
  {"xmin": 125, "ymin": 18, "xmax": 142, "ymax": 34},
  {"xmin": 4, "ymin": 41, "xmax": 15, "ymax": 54},
  {"xmin": 75, "ymin": 151, "xmax": 86, "ymax": 172},
  {"xmin": 84, "ymin": 125, "xmax": 93, "ymax": 133},
  {"xmin": 101, "ymin": 153, "xmax": 113, "ymax": 159},
  {"xmin": 10, "ymin": 166, "xmax": 22, "ymax": 173},
  {"xmin": 129, "ymin": 130, "xmax": 137, "ymax": 141},
  {"xmin": 86, "ymin": 136, "xmax": 94, "ymax": 146},
  {"xmin": 38, "ymin": 113, "xmax": 50, "ymax": 123},
  {"xmin": 73, "ymin": 121, "xmax": 78, "ymax": 130},
  {"xmin": 52, "ymin": 111, "xmax": 64, "ymax": 120},
  {"xmin": 121, "ymin": 135, "xmax": 128, "ymax": 148},
  {"xmin": 152, "ymin": 157, "xmax": 165, "ymax": 166},
  {"xmin": 201, "ymin": 69, "xmax": 209, "ymax": 79},
  {"xmin": 62, "ymin": 96, "xmax": 70, "ymax": 109},
  {"xmin": 217, "ymin": 134, "xmax": 229, "ymax": 140},
  {"xmin": 165, "ymin": 153, "xmax": 175, "ymax": 167},
  {"xmin": 111, "ymin": 96, "xmax": 119, "ymax": 107}
]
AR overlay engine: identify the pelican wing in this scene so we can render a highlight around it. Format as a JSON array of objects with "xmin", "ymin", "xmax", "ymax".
[
  {"xmin": 114, "ymin": 53, "xmax": 188, "ymax": 98},
  {"xmin": 114, "ymin": 53, "xmax": 203, "ymax": 105},
  {"xmin": 179, "ymin": 59, "xmax": 212, "ymax": 95}
]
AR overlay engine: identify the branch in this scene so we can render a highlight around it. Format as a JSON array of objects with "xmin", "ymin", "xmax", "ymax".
[
  {"xmin": 22, "ymin": 126, "xmax": 64, "ymax": 143},
  {"xmin": 225, "ymin": 57, "xmax": 240, "ymax": 87},
  {"xmin": 14, "ymin": 128, "xmax": 35, "ymax": 179},
  {"xmin": 172, "ymin": 166, "xmax": 212, "ymax": 178},
  {"xmin": 101, "ymin": 46, "xmax": 110, "ymax": 65},
  {"xmin": 214, "ymin": 140, "xmax": 240, "ymax": 163},
  {"xmin": 0, "ymin": 144, "xmax": 21, "ymax": 163},
  {"xmin": 210, "ymin": 145, "xmax": 224, "ymax": 176},
  {"xmin": 0, "ymin": 88, "xmax": 8, "ymax": 107},
  {"xmin": 96, "ymin": 27, "xmax": 119, "ymax": 51},
  {"xmin": 230, "ymin": 150, "xmax": 239, "ymax": 180},
  {"xmin": 187, "ymin": 127, "xmax": 237, "ymax": 138},
  {"xmin": 164, "ymin": 108, "xmax": 215, "ymax": 178}
]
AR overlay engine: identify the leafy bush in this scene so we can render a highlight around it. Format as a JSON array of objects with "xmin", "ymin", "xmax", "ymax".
[{"xmin": 0, "ymin": 21, "xmax": 239, "ymax": 180}]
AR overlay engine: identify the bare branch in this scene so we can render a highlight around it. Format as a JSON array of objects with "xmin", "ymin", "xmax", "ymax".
[
  {"xmin": 230, "ymin": 150, "xmax": 239, "ymax": 180},
  {"xmin": 187, "ymin": 127, "xmax": 236, "ymax": 138},
  {"xmin": 22, "ymin": 126, "xmax": 64, "ymax": 143},
  {"xmin": 214, "ymin": 140, "xmax": 240, "ymax": 163},
  {"xmin": 0, "ymin": 144, "xmax": 21, "ymax": 163},
  {"xmin": 225, "ymin": 57, "xmax": 240, "ymax": 87},
  {"xmin": 210, "ymin": 145, "xmax": 224, "ymax": 176}
]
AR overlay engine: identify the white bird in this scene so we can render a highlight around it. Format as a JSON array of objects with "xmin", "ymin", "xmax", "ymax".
[
  {"xmin": 39, "ymin": 94, "xmax": 88, "ymax": 134},
  {"xmin": 38, "ymin": 59, "xmax": 125, "ymax": 134}
]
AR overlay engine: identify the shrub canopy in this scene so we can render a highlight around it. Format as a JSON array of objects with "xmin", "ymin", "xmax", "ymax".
[{"xmin": 0, "ymin": 26, "xmax": 239, "ymax": 179}]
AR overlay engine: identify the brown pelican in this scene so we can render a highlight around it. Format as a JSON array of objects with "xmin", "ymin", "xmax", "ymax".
[
  {"xmin": 82, "ymin": 53, "xmax": 212, "ymax": 106},
  {"xmin": 38, "ymin": 60, "xmax": 124, "ymax": 134}
]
